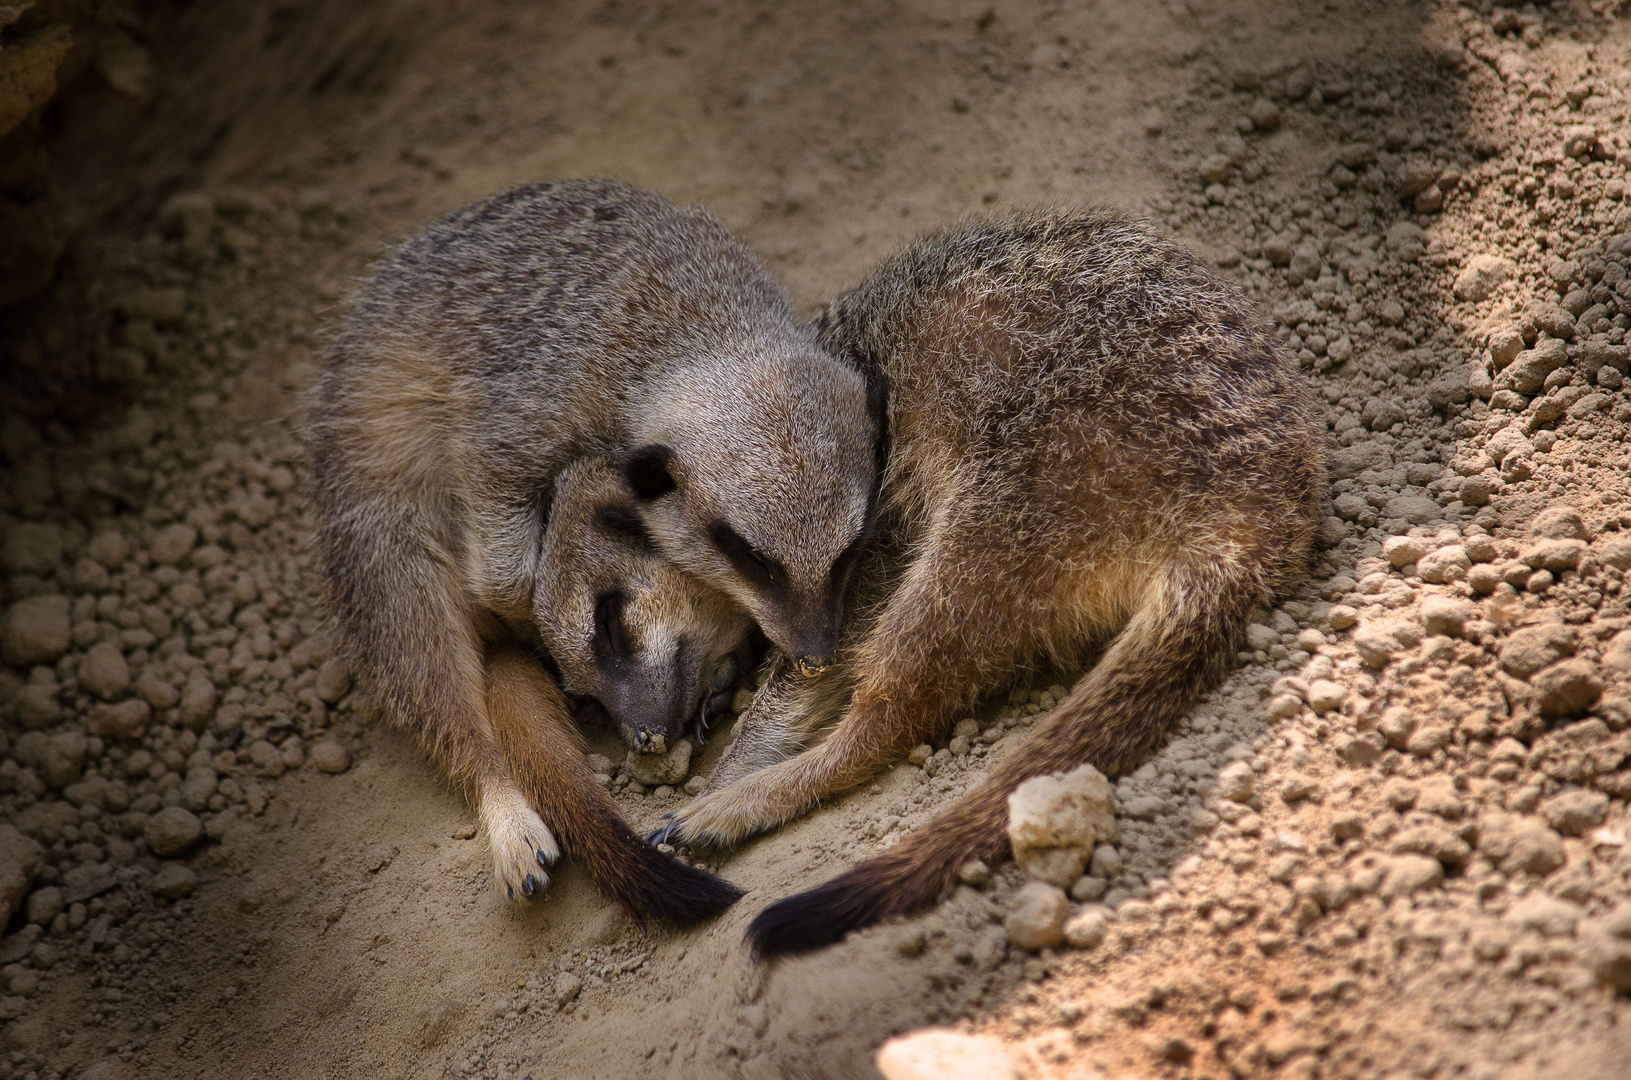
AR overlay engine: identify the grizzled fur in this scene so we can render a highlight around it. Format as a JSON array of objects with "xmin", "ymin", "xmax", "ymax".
[
  {"xmin": 308, "ymin": 179, "xmax": 873, "ymax": 922},
  {"xmin": 654, "ymin": 208, "xmax": 1327, "ymax": 955}
]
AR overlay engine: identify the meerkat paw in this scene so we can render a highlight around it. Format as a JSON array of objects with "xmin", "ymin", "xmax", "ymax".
[
  {"xmin": 659, "ymin": 768, "xmax": 813, "ymax": 849},
  {"xmin": 480, "ymin": 779, "xmax": 561, "ymax": 902}
]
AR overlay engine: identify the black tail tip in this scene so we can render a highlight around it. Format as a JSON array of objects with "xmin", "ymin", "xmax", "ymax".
[
  {"xmin": 746, "ymin": 880, "xmax": 870, "ymax": 960},
  {"xmin": 632, "ymin": 852, "xmax": 745, "ymax": 929}
]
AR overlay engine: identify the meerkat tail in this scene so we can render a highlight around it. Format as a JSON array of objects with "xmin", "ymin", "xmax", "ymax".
[
  {"xmin": 747, "ymin": 558, "xmax": 1257, "ymax": 958},
  {"xmin": 484, "ymin": 646, "xmax": 744, "ymax": 927}
]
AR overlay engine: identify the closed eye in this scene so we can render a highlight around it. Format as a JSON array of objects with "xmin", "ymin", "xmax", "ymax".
[
  {"xmin": 708, "ymin": 521, "xmax": 786, "ymax": 591},
  {"xmin": 592, "ymin": 591, "xmax": 634, "ymax": 663},
  {"xmin": 830, "ymin": 531, "xmax": 868, "ymax": 595}
]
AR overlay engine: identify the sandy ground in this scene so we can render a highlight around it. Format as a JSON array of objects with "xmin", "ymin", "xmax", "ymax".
[{"xmin": 5, "ymin": 1, "xmax": 1631, "ymax": 1078}]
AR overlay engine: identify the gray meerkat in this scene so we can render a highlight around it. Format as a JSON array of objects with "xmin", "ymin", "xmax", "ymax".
[
  {"xmin": 650, "ymin": 208, "xmax": 1326, "ymax": 954},
  {"xmin": 308, "ymin": 178, "xmax": 878, "ymax": 923}
]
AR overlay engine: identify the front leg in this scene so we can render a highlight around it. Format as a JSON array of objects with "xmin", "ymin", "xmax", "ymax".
[
  {"xmin": 666, "ymin": 543, "xmax": 1012, "ymax": 847},
  {"xmin": 477, "ymin": 773, "xmax": 561, "ymax": 901},
  {"xmin": 701, "ymin": 655, "xmax": 852, "ymax": 795}
]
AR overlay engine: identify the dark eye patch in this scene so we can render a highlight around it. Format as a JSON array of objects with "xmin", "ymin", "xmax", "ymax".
[
  {"xmin": 623, "ymin": 444, "xmax": 677, "ymax": 501},
  {"xmin": 592, "ymin": 590, "xmax": 634, "ymax": 663},
  {"xmin": 830, "ymin": 530, "xmax": 868, "ymax": 595},
  {"xmin": 708, "ymin": 521, "xmax": 786, "ymax": 592},
  {"xmin": 594, "ymin": 504, "xmax": 656, "ymax": 553}
]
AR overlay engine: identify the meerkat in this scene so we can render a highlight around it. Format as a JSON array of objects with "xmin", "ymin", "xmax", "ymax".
[
  {"xmin": 532, "ymin": 456, "xmax": 757, "ymax": 756},
  {"xmin": 308, "ymin": 178, "xmax": 877, "ymax": 921},
  {"xmin": 652, "ymin": 208, "xmax": 1327, "ymax": 955}
]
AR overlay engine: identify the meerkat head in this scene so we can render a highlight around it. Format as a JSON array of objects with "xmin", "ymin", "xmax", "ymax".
[
  {"xmin": 534, "ymin": 458, "xmax": 756, "ymax": 755},
  {"xmin": 622, "ymin": 342, "xmax": 881, "ymax": 675}
]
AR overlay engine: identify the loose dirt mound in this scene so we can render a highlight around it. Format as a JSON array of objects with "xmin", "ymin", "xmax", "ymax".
[{"xmin": 3, "ymin": 2, "xmax": 1631, "ymax": 1079}]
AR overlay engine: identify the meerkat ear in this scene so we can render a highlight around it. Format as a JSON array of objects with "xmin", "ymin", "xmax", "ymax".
[{"xmin": 622, "ymin": 444, "xmax": 678, "ymax": 501}]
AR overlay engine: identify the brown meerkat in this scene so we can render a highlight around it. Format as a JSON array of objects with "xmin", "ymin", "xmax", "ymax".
[
  {"xmin": 308, "ymin": 178, "xmax": 877, "ymax": 922},
  {"xmin": 652, "ymin": 208, "xmax": 1326, "ymax": 955}
]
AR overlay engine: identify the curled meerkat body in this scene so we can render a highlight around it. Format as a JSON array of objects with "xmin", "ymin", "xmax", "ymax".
[
  {"xmin": 308, "ymin": 179, "xmax": 875, "ymax": 922},
  {"xmin": 653, "ymin": 209, "xmax": 1326, "ymax": 954}
]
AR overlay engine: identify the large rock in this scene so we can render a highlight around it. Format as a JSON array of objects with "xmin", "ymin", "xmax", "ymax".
[
  {"xmin": 1007, "ymin": 763, "xmax": 1118, "ymax": 887},
  {"xmin": 1422, "ymin": 596, "xmax": 1475, "ymax": 637},
  {"xmin": 1521, "ymin": 538, "xmax": 1588, "ymax": 573},
  {"xmin": 178, "ymin": 673, "xmax": 217, "ymax": 730},
  {"xmin": 1329, "ymin": 442, "xmax": 1392, "ymax": 480},
  {"xmin": 13, "ymin": 730, "xmax": 86, "ymax": 788},
  {"xmin": 2, "ymin": 595, "xmax": 71, "ymax": 665},
  {"xmin": 151, "ymin": 862, "xmax": 198, "ymax": 900},
  {"xmin": 0, "ymin": 825, "xmax": 45, "ymax": 926},
  {"xmin": 1605, "ymin": 630, "xmax": 1631, "ymax": 678},
  {"xmin": 1381, "ymin": 495, "xmax": 1440, "ymax": 525},
  {"xmin": 314, "ymin": 659, "xmax": 352, "ymax": 704},
  {"xmin": 1505, "ymin": 894, "xmax": 1582, "ymax": 937},
  {"xmin": 148, "ymin": 523, "xmax": 198, "ymax": 566},
  {"xmin": 1379, "ymin": 854, "xmax": 1443, "ymax": 897}
]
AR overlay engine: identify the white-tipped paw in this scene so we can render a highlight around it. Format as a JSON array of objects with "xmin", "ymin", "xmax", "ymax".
[{"xmin": 480, "ymin": 781, "xmax": 561, "ymax": 902}]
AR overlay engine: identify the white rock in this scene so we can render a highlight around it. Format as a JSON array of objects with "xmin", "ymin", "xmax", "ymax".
[
  {"xmin": 1382, "ymin": 535, "xmax": 1432, "ymax": 568},
  {"xmin": 876, "ymin": 1031, "xmax": 1018, "ymax": 1080},
  {"xmin": 1006, "ymin": 763, "xmax": 1118, "ymax": 887},
  {"xmin": 1452, "ymin": 254, "xmax": 1514, "ymax": 302}
]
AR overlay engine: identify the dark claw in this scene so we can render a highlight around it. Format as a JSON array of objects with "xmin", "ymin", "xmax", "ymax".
[
  {"xmin": 521, "ymin": 874, "xmax": 536, "ymax": 898},
  {"xmin": 536, "ymin": 849, "xmax": 550, "ymax": 868},
  {"xmin": 507, "ymin": 886, "xmax": 515, "ymax": 901},
  {"xmin": 646, "ymin": 815, "xmax": 678, "ymax": 846}
]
